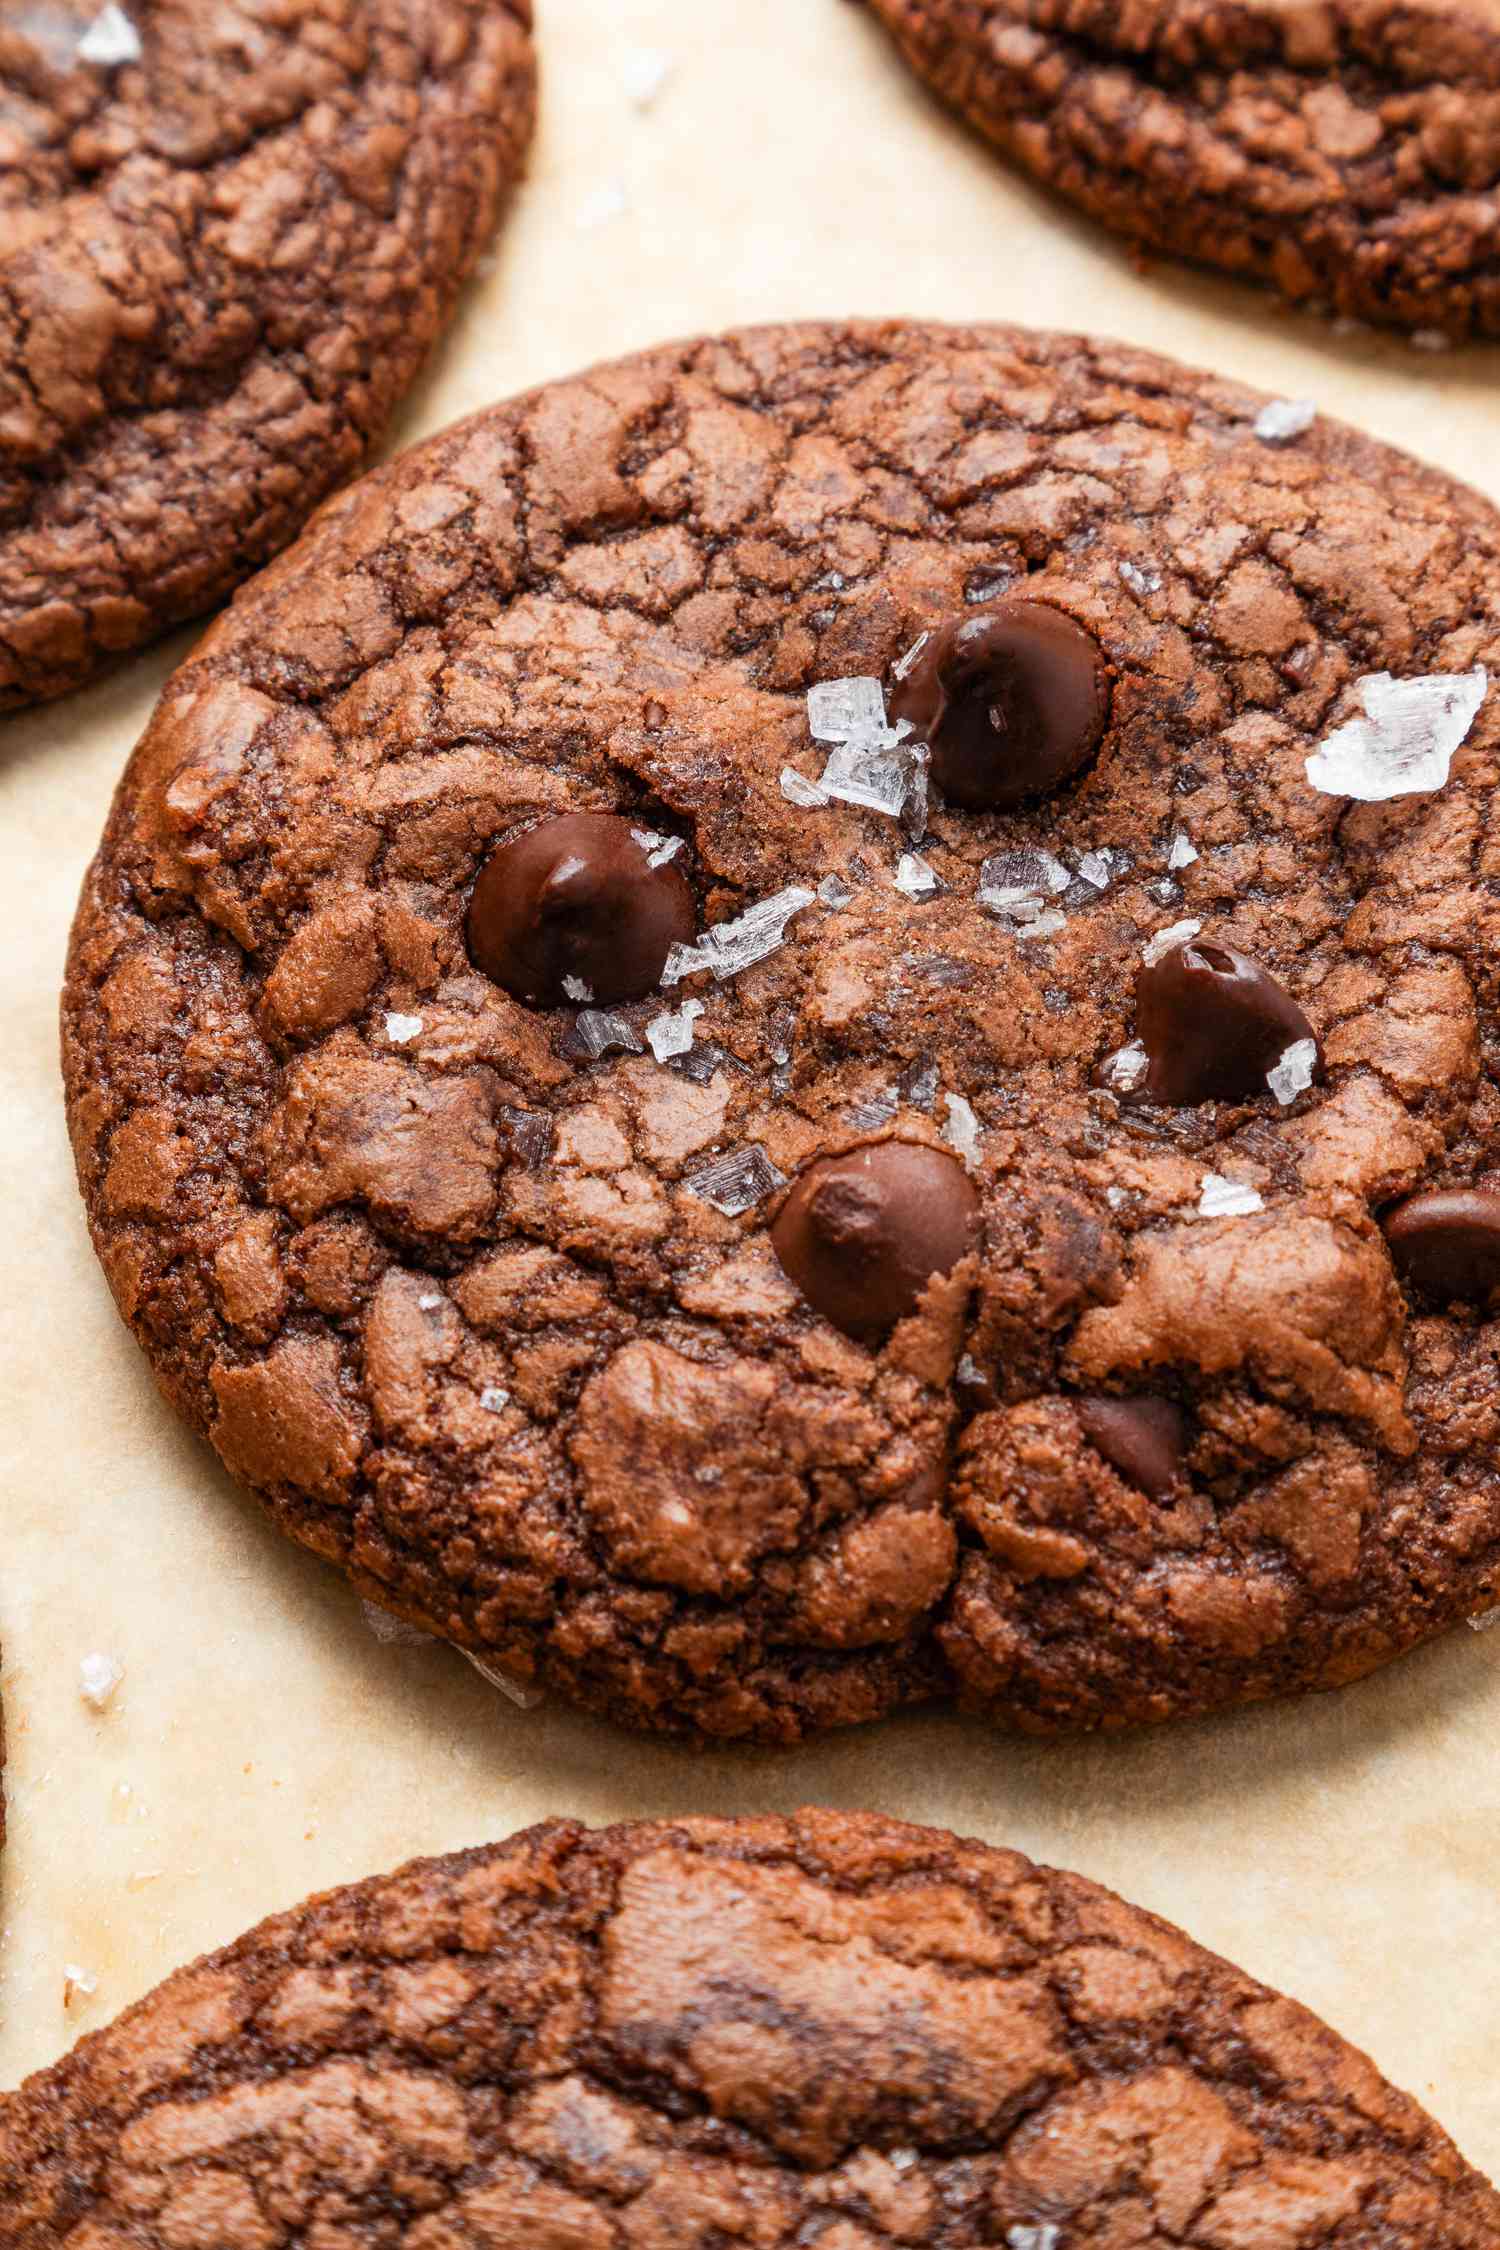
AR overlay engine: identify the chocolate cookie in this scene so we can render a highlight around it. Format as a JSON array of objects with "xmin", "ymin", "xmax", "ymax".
[
  {"xmin": 62, "ymin": 319, "xmax": 1500, "ymax": 1745},
  {"xmin": 860, "ymin": 0, "xmax": 1500, "ymax": 342},
  {"xmin": 2, "ymin": 1811, "xmax": 1495, "ymax": 2244},
  {"xmin": 0, "ymin": 0, "xmax": 535, "ymax": 710}
]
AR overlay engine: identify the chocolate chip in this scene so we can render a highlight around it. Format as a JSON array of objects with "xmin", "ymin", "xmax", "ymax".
[
  {"xmin": 1383, "ymin": 1189, "xmax": 1500, "ymax": 1304},
  {"xmin": 889, "ymin": 600, "xmax": 1110, "ymax": 810},
  {"xmin": 1135, "ymin": 938, "xmax": 1319, "ymax": 1106},
  {"xmin": 466, "ymin": 813, "xmax": 695, "ymax": 1008},
  {"xmin": 771, "ymin": 1141, "xmax": 981, "ymax": 1341},
  {"xmin": 1076, "ymin": 1395, "xmax": 1188, "ymax": 1500}
]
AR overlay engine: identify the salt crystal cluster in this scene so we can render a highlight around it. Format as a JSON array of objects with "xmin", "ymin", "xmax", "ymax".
[
  {"xmin": 1117, "ymin": 559, "xmax": 1161, "ymax": 597},
  {"xmin": 645, "ymin": 997, "xmax": 704, "ymax": 1061},
  {"xmin": 630, "ymin": 826, "xmax": 683, "ymax": 868},
  {"xmin": 1254, "ymin": 397, "xmax": 1317, "ymax": 444},
  {"xmin": 1167, "ymin": 829, "xmax": 1199, "ymax": 870},
  {"xmin": 1143, "ymin": 917, "xmax": 1201, "ymax": 967},
  {"xmin": 978, "ymin": 848, "xmax": 1070, "ymax": 935},
  {"xmin": 79, "ymin": 1652, "xmax": 124, "ymax": 1710},
  {"xmin": 1197, "ymin": 1173, "xmax": 1264, "ymax": 1218},
  {"xmin": 805, "ymin": 675, "xmax": 927, "ymax": 827},
  {"xmin": 1098, "ymin": 1040, "xmax": 1148, "ymax": 1095},
  {"xmin": 384, "ymin": 1012, "xmax": 423, "ymax": 1044},
  {"xmin": 574, "ymin": 1008, "xmax": 643, "ymax": 1057},
  {"xmin": 685, "ymin": 1144, "xmax": 787, "ymax": 1216},
  {"xmin": 562, "ymin": 975, "xmax": 595, "ymax": 1003},
  {"xmin": 662, "ymin": 887, "xmax": 816, "ymax": 984},
  {"xmin": 77, "ymin": 5, "xmax": 140, "ymax": 64},
  {"xmin": 1305, "ymin": 666, "xmax": 1488, "ymax": 800},
  {"xmin": 1267, "ymin": 1037, "xmax": 1318, "ymax": 1106}
]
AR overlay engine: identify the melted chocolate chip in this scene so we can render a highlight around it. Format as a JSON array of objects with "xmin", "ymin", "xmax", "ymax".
[
  {"xmin": 1076, "ymin": 1396, "xmax": 1188, "ymax": 1500},
  {"xmin": 466, "ymin": 813, "xmax": 695, "ymax": 1008},
  {"xmin": 1135, "ymin": 938, "xmax": 1319, "ymax": 1106},
  {"xmin": 772, "ymin": 1142, "xmax": 981, "ymax": 1341},
  {"xmin": 1383, "ymin": 1189, "xmax": 1500, "ymax": 1304},
  {"xmin": 889, "ymin": 599, "xmax": 1110, "ymax": 809}
]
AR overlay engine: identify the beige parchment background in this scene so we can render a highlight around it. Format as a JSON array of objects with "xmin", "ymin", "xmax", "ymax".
[{"xmin": 3, "ymin": 0, "xmax": 1499, "ymax": 2179}]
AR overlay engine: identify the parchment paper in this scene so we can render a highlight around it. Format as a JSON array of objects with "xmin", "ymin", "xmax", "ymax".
[{"xmin": 3, "ymin": 0, "xmax": 1498, "ymax": 2178}]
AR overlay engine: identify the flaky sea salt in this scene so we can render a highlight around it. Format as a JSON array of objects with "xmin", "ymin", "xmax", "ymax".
[
  {"xmin": 1267, "ymin": 1036, "xmax": 1318, "ymax": 1106},
  {"xmin": 807, "ymin": 675, "xmax": 887, "ymax": 743},
  {"xmin": 1143, "ymin": 917, "xmax": 1201, "ymax": 967},
  {"xmin": 956, "ymin": 1353, "xmax": 984, "ymax": 1385},
  {"xmin": 79, "ymin": 1652, "xmax": 124, "ymax": 1711},
  {"xmin": 819, "ymin": 736, "xmax": 913, "ymax": 817},
  {"xmin": 1468, "ymin": 1607, "xmax": 1500, "ymax": 1634},
  {"xmin": 1015, "ymin": 909, "xmax": 1066, "ymax": 940},
  {"xmin": 942, "ymin": 1093, "xmax": 982, "ymax": 1166},
  {"xmin": 1305, "ymin": 666, "xmax": 1488, "ymax": 800},
  {"xmin": 901, "ymin": 740, "xmax": 931, "ymax": 841},
  {"xmin": 892, "ymin": 630, "xmax": 931, "ymax": 682},
  {"xmin": 574, "ymin": 1008, "xmax": 643, "ymax": 1057},
  {"xmin": 979, "ymin": 847, "xmax": 1071, "ymax": 925},
  {"xmin": 479, "ymin": 1386, "xmax": 510, "ymax": 1414},
  {"xmin": 361, "ymin": 1600, "xmax": 432, "ymax": 1648},
  {"xmin": 845, "ymin": 1090, "xmax": 899, "ymax": 1133},
  {"xmin": 1075, "ymin": 847, "xmax": 1128, "ymax": 891},
  {"xmin": 1167, "ymin": 829, "xmax": 1199, "ymax": 870},
  {"xmin": 1198, "ymin": 1173, "xmax": 1264, "ymax": 1218},
  {"xmin": 685, "ymin": 1144, "xmax": 787, "ymax": 1216},
  {"xmin": 77, "ymin": 5, "xmax": 140, "ymax": 64},
  {"xmin": 645, "ymin": 997, "xmax": 704, "ymax": 1062},
  {"xmin": 1118, "ymin": 559, "xmax": 1162, "ymax": 598},
  {"xmin": 1098, "ymin": 1040, "xmax": 1148, "ymax": 1094},
  {"xmin": 1007, "ymin": 2228, "xmax": 1061, "ymax": 2250},
  {"xmin": 384, "ymin": 1012, "xmax": 423, "ymax": 1045},
  {"xmin": 781, "ymin": 765, "xmax": 830, "ymax": 809},
  {"xmin": 662, "ymin": 887, "xmax": 816, "ymax": 984},
  {"xmin": 466, "ymin": 1651, "xmax": 546, "ymax": 1710},
  {"xmin": 620, "ymin": 44, "xmax": 673, "ymax": 108},
  {"xmin": 417, "ymin": 1291, "xmax": 443, "ymax": 1311},
  {"xmin": 1105, "ymin": 1185, "xmax": 1129, "ymax": 1209},
  {"xmin": 630, "ymin": 827, "xmax": 684, "ymax": 869},
  {"xmin": 900, "ymin": 1057, "xmax": 940, "ymax": 1110},
  {"xmin": 888, "ymin": 2150, "xmax": 919, "ymax": 2174},
  {"xmin": 819, "ymin": 873, "xmax": 855, "ymax": 909},
  {"xmin": 1254, "ymin": 397, "xmax": 1317, "ymax": 444},
  {"xmin": 562, "ymin": 975, "xmax": 595, "ymax": 1003},
  {"xmin": 63, "ymin": 1965, "xmax": 98, "ymax": 2010},
  {"xmin": 894, "ymin": 851, "xmax": 941, "ymax": 899}
]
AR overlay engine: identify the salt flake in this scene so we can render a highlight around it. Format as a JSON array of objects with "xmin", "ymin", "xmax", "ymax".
[
  {"xmin": 1143, "ymin": 917, "xmax": 1201, "ymax": 967},
  {"xmin": 819, "ymin": 736, "xmax": 912, "ymax": 817},
  {"xmin": 663, "ymin": 888, "xmax": 816, "ymax": 984},
  {"xmin": 645, "ymin": 997, "xmax": 704, "ymax": 1062},
  {"xmin": 942, "ymin": 1093, "xmax": 982, "ymax": 1166},
  {"xmin": 819, "ymin": 873, "xmax": 855, "ymax": 909},
  {"xmin": 1016, "ymin": 909, "xmax": 1067, "ymax": 940},
  {"xmin": 63, "ymin": 1965, "xmax": 98, "ymax": 2009},
  {"xmin": 384, "ymin": 1012, "xmax": 423, "ymax": 1045},
  {"xmin": 1254, "ymin": 397, "xmax": 1317, "ymax": 444},
  {"xmin": 1305, "ymin": 667, "xmax": 1488, "ymax": 801},
  {"xmin": 79, "ymin": 1652, "xmax": 124, "ymax": 1711},
  {"xmin": 361, "ymin": 1600, "xmax": 432, "ymax": 1648},
  {"xmin": 807, "ymin": 675, "xmax": 887, "ymax": 743},
  {"xmin": 685, "ymin": 1144, "xmax": 786, "ymax": 1216},
  {"xmin": 1168, "ymin": 829, "xmax": 1199, "ymax": 870},
  {"xmin": 1267, "ymin": 1036, "xmax": 1318, "ymax": 1106},
  {"xmin": 979, "ymin": 848, "xmax": 1071, "ymax": 925},
  {"xmin": 956, "ymin": 1353, "xmax": 985, "ymax": 1385},
  {"xmin": 562, "ymin": 975, "xmax": 595, "ymax": 1003},
  {"xmin": 620, "ymin": 45, "xmax": 673, "ymax": 108},
  {"xmin": 1099, "ymin": 1040, "xmax": 1148, "ymax": 1095},
  {"xmin": 900, "ymin": 1057, "xmax": 940, "ymax": 1110},
  {"xmin": 781, "ymin": 765, "xmax": 830, "ymax": 809},
  {"xmin": 1008, "ymin": 2229, "xmax": 1062, "ymax": 2250},
  {"xmin": 1118, "ymin": 559, "xmax": 1161, "ymax": 598},
  {"xmin": 630, "ymin": 826, "xmax": 683, "ymax": 869},
  {"xmin": 892, "ymin": 630, "xmax": 932, "ymax": 682},
  {"xmin": 1198, "ymin": 1173, "xmax": 1264, "ymax": 1219},
  {"xmin": 466, "ymin": 1651, "xmax": 546, "ymax": 1710},
  {"xmin": 894, "ymin": 851, "xmax": 941, "ymax": 899},
  {"xmin": 1075, "ymin": 848, "xmax": 1125, "ymax": 890},
  {"xmin": 845, "ymin": 1090, "xmax": 898, "ymax": 1133},
  {"xmin": 574, "ymin": 1008, "xmax": 643, "ymax": 1057},
  {"xmin": 77, "ymin": 5, "xmax": 140, "ymax": 65},
  {"xmin": 480, "ymin": 1385, "xmax": 511, "ymax": 1414},
  {"xmin": 1468, "ymin": 1606, "xmax": 1500, "ymax": 1634}
]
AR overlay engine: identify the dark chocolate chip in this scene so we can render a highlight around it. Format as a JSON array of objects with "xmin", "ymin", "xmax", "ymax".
[
  {"xmin": 466, "ymin": 813, "xmax": 695, "ymax": 1008},
  {"xmin": 1076, "ymin": 1395, "xmax": 1188, "ymax": 1500},
  {"xmin": 1383, "ymin": 1189, "xmax": 1500, "ymax": 1304},
  {"xmin": 1135, "ymin": 938, "xmax": 1319, "ymax": 1106},
  {"xmin": 889, "ymin": 599, "xmax": 1110, "ymax": 810},
  {"xmin": 771, "ymin": 1141, "xmax": 981, "ymax": 1341}
]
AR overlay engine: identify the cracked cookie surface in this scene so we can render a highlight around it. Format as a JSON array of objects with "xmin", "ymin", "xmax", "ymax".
[
  {"xmin": 61, "ymin": 317, "xmax": 1500, "ymax": 1745},
  {"xmin": 0, "ymin": 0, "xmax": 536, "ymax": 709},
  {"xmin": 2, "ymin": 1811, "xmax": 1497, "ymax": 2247},
  {"xmin": 860, "ymin": 0, "xmax": 1500, "ymax": 340}
]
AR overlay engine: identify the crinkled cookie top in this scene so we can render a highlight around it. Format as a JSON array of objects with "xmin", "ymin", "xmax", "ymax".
[
  {"xmin": 0, "ymin": 0, "xmax": 536, "ymax": 707},
  {"xmin": 3, "ymin": 1812, "xmax": 1497, "ymax": 2247},
  {"xmin": 62, "ymin": 319, "xmax": 1500, "ymax": 1744}
]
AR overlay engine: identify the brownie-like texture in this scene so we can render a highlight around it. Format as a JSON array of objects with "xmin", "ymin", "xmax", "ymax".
[
  {"xmin": 0, "ymin": 0, "xmax": 536, "ymax": 710},
  {"xmin": 62, "ymin": 319, "xmax": 1500, "ymax": 1744},
  {"xmin": 1, "ymin": 1812, "xmax": 1495, "ymax": 2245},
  {"xmin": 861, "ymin": 0, "xmax": 1500, "ymax": 340}
]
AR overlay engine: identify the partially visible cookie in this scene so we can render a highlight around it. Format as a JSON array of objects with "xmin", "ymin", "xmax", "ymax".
[
  {"xmin": 62, "ymin": 320, "xmax": 1500, "ymax": 1747},
  {"xmin": 0, "ymin": 0, "xmax": 536, "ymax": 710},
  {"xmin": 0, "ymin": 1812, "xmax": 1494, "ymax": 2244},
  {"xmin": 861, "ymin": 0, "xmax": 1500, "ymax": 341}
]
